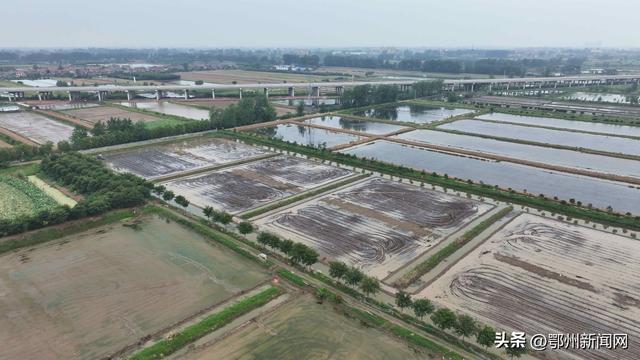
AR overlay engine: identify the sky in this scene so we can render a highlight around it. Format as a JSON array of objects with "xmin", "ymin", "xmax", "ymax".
[{"xmin": 4, "ymin": 0, "xmax": 638, "ymax": 48}]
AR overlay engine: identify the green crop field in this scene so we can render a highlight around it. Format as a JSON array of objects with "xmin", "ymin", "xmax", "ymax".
[{"xmin": 0, "ymin": 176, "xmax": 59, "ymax": 220}]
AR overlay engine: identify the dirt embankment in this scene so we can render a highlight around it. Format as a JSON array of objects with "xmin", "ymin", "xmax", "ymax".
[
  {"xmin": 33, "ymin": 109, "xmax": 93, "ymax": 129},
  {"xmin": 0, "ymin": 127, "xmax": 39, "ymax": 146},
  {"xmin": 387, "ymin": 137, "xmax": 640, "ymax": 186}
]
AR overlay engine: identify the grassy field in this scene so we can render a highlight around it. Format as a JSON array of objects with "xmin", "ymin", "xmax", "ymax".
[
  {"xmin": 0, "ymin": 213, "xmax": 269, "ymax": 359},
  {"xmin": 0, "ymin": 175, "xmax": 59, "ymax": 220},
  {"xmin": 178, "ymin": 294, "xmax": 429, "ymax": 360},
  {"xmin": 0, "ymin": 80, "xmax": 25, "ymax": 88},
  {"xmin": 27, "ymin": 175, "xmax": 77, "ymax": 207}
]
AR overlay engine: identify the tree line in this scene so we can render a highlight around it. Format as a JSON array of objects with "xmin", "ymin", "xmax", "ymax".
[
  {"xmin": 324, "ymin": 54, "xmax": 586, "ymax": 76},
  {"xmin": 209, "ymin": 96, "xmax": 277, "ymax": 129},
  {"xmin": 0, "ymin": 152, "xmax": 151, "ymax": 237},
  {"xmin": 328, "ymin": 260, "xmax": 526, "ymax": 359}
]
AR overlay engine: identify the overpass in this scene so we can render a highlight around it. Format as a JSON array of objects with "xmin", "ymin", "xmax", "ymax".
[{"xmin": 1, "ymin": 74, "xmax": 639, "ymax": 101}]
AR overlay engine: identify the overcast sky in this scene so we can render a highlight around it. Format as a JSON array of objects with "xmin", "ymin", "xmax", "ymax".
[{"xmin": 4, "ymin": 0, "xmax": 638, "ymax": 48}]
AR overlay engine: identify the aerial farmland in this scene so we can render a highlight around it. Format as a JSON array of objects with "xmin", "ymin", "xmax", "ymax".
[
  {"xmin": 104, "ymin": 136, "xmax": 271, "ymax": 179},
  {"xmin": 421, "ymin": 213, "xmax": 640, "ymax": 360},
  {"xmin": 2, "ymin": 25, "xmax": 640, "ymax": 360},
  {"xmin": 0, "ymin": 111, "xmax": 73, "ymax": 145},
  {"xmin": 255, "ymin": 177, "xmax": 493, "ymax": 279},
  {"xmin": 0, "ymin": 215, "xmax": 269, "ymax": 359},
  {"xmin": 162, "ymin": 155, "xmax": 354, "ymax": 214}
]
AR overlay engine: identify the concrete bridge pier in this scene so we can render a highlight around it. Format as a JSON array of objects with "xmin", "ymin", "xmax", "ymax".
[
  {"xmin": 311, "ymin": 86, "xmax": 320, "ymax": 97},
  {"xmin": 97, "ymin": 91, "xmax": 109, "ymax": 102},
  {"xmin": 183, "ymin": 89, "xmax": 190, "ymax": 100},
  {"xmin": 470, "ymin": 83, "xmax": 475, "ymax": 92},
  {"xmin": 155, "ymin": 90, "xmax": 163, "ymax": 101},
  {"xmin": 8, "ymin": 91, "xmax": 24, "ymax": 102},
  {"xmin": 37, "ymin": 91, "xmax": 52, "ymax": 101},
  {"xmin": 263, "ymin": 88, "xmax": 269, "ymax": 98},
  {"xmin": 288, "ymin": 87, "xmax": 295, "ymax": 97},
  {"xmin": 126, "ymin": 90, "xmax": 135, "ymax": 101},
  {"xmin": 239, "ymin": 89, "xmax": 243, "ymax": 99},
  {"xmin": 68, "ymin": 91, "xmax": 80, "ymax": 101},
  {"xmin": 211, "ymin": 89, "xmax": 216, "ymax": 99},
  {"xmin": 335, "ymin": 86, "xmax": 344, "ymax": 96}
]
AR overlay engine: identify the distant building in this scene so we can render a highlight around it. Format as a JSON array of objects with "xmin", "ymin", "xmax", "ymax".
[{"xmin": 273, "ymin": 65, "xmax": 311, "ymax": 72}]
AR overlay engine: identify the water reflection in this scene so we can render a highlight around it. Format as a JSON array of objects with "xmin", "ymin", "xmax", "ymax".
[
  {"xmin": 355, "ymin": 105, "xmax": 473, "ymax": 124},
  {"xmin": 341, "ymin": 140, "xmax": 640, "ymax": 215},
  {"xmin": 250, "ymin": 124, "xmax": 362, "ymax": 148},
  {"xmin": 304, "ymin": 116, "xmax": 406, "ymax": 135}
]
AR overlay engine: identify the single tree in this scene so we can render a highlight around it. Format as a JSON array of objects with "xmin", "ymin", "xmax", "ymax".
[
  {"xmin": 162, "ymin": 190, "xmax": 175, "ymax": 201},
  {"xmin": 279, "ymin": 239, "xmax": 294, "ymax": 255},
  {"xmin": 395, "ymin": 290, "xmax": 413, "ymax": 312},
  {"xmin": 301, "ymin": 247, "xmax": 319, "ymax": 266},
  {"xmin": 215, "ymin": 211, "xmax": 233, "ymax": 225},
  {"xmin": 296, "ymin": 101, "xmax": 305, "ymax": 116},
  {"xmin": 174, "ymin": 195, "xmax": 189, "ymax": 208},
  {"xmin": 476, "ymin": 325, "xmax": 496, "ymax": 349},
  {"xmin": 360, "ymin": 276, "xmax": 380, "ymax": 298},
  {"xmin": 152, "ymin": 185, "xmax": 166, "ymax": 195},
  {"xmin": 412, "ymin": 299, "xmax": 435, "ymax": 320},
  {"xmin": 203, "ymin": 206, "xmax": 215, "ymax": 220},
  {"xmin": 431, "ymin": 308, "xmax": 457, "ymax": 331},
  {"xmin": 238, "ymin": 221, "xmax": 254, "ymax": 234},
  {"xmin": 345, "ymin": 267, "xmax": 364, "ymax": 287},
  {"xmin": 455, "ymin": 314, "xmax": 478, "ymax": 339},
  {"xmin": 328, "ymin": 261, "xmax": 349, "ymax": 283}
]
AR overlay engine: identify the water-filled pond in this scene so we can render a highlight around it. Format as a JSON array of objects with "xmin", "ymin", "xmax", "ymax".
[
  {"xmin": 440, "ymin": 119, "xmax": 640, "ymax": 157},
  {"xmin": 249, "ymin": 124, "xmax": 364, "ymax": 148},
  {"xmin": 394, "ymin": 130, "xmax": 640, "ymax": 179},
  {"xmin": 340, "ymin": 140, "xmax": 640, "ymax": 215},
  {"xmin": 477, "ymin": 112, "xmax": 640, "ymax": 138},
  {"xmin": 354, "ymin": 104, "xmax": 473, "ymax": 124},
  {"xmin": 305, "ymin": 116, "xmax": 407, "ymax": 135},
  {"xmin": 119, "ymin": 101, "xmax": 209, "ymax": 120}
]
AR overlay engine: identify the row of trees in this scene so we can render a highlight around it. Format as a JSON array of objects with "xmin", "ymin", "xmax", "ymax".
[
  {"xmin": 340, "ymin": 84, "xmax": 400, "ymax": 108},
  {"xmin": 327, "ymin": 261, "xmax": 381, "ymax": 298},
  {"xmin": 0, "ymin": 142, "xmax": 54, "ymax": 167},
  {"xmin": 257, "ymin": 231, "xmax": 319, "ymax": 267},
  {"xmin": 40, "ymin": 152, "xmax": 151, "ymax": 218},
  {"xmin": 339, "ymin": 81, "xmax": 444, "ymax": 109},
  {"xmin": 324, "ymin": 54, "xmax": 586, "ymax": 76},
  {"xmin": 0, "ymin": 152, "xmax": 151, "ymax": 237},
  {"xmin": 61, "ymin": 116, "xmax": 216, "ymax": 150},
  {"xmin": 209, "ymin": 96, "xmax": 277, "ymax": 129},
  {"xmin": 395, "ymin": 290, "xmax": 526, "ymax": 358},
  {"xmin": 282, "ymin": 54, "xmax": 320, "ymax": 66},
  {"xmin": 326, "ymin": 260, "xmax": 526, "ymax": 358}
]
